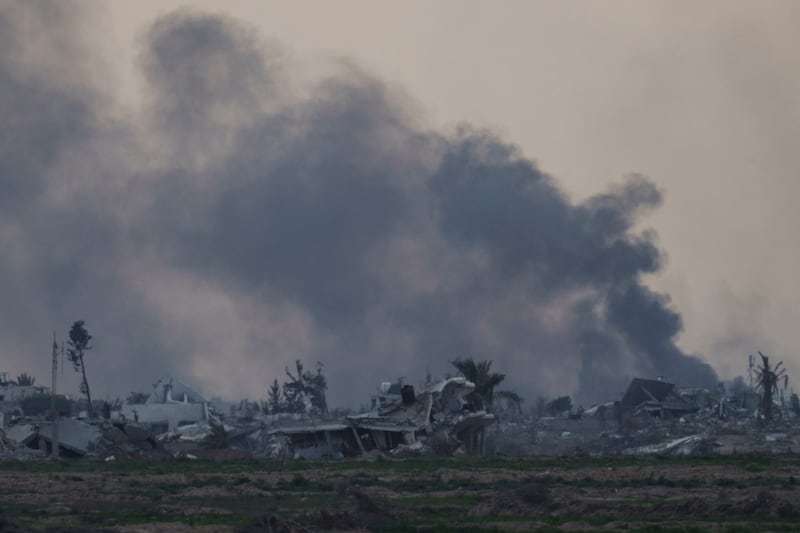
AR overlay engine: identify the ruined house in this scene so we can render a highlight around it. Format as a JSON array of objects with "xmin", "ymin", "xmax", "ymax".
[
  {"xmin": 621, "ymin": 378, "xmax": 698, "ymax": 421},
  {"xmin": 267, "ymin": 377, "xmax": 496, "ymax": 458},
  {"xmin": 120, "ymin": 376, "xmax": 209, "ymax": 433},
  {"xmin": 0, "ymin": 373, "xmax": 50, "ymax": 426},
  {"xmin": 0, "ymin": 372, "xmax": 48, "ymax": 404},
  {"xmin": 0, "ymin": 383, "xmax": 48, "ymax": 403}
]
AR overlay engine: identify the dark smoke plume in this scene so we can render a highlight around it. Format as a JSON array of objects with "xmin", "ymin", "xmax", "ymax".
[{"xmin": 0, "ymin": 2, "xmax": 716, "ymax": 405}]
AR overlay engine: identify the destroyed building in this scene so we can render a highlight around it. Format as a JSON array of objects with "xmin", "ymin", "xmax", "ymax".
[
  {"xmin": 0, "ymin": 383, "xmax": 48, "ymax": 403},
  {"xmin": 120, "ymin": 376, "xmax": 209, "ymax": 432},
  {"xmin": 0, "ymin": 372, "xmax": 52, "ymax": 428},
  {"xmin": 6, "ymin": 353, "xmax": 800, "ymax": 462},
  {"xmin": 266, "ymin": 377, "xmax": 495, "ymax": 458},
  {"xmin": 0, "ymin": 372, "xmax": 48, "ymax": 403},
  {"xmin": 621, "ymin": 377, "xmax": 698, "ymax": 421}
]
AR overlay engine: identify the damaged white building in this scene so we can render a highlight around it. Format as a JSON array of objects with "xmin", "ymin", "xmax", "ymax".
[{"xmin": 120, "ymin": 376, "xmax": 209, "ymax": 432}]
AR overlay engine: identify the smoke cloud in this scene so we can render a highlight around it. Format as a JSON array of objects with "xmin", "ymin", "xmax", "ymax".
[{"xmin": 0, "ymin": 2, "xmax": 716, "ymax": 406}]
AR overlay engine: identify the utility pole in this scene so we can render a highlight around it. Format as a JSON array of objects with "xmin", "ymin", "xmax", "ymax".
[{"xmin": 51, "ymin": 332, "xmax": 59, "ymax": 459}]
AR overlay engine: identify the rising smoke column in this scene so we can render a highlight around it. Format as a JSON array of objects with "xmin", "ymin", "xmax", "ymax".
[{"xmin": 0, "ymin": 2, "xmax": 716, "ymax": 405}]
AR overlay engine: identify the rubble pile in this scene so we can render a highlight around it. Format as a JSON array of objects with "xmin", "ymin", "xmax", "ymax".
[
  {"xmin": 493, "ymin": 376, "xmax": 800, "ymax": 457},
  {"xmin": 0, "ymin": 418, "xmax": 164, "ymax": 460},
  {"xmin": 94, "ymin": 421, "xmax": 162, "ymax": 458},
  {"xmin": 0, "ymin": 429, "xmax": 43, "ymax": 461},
  {"xmin": 3, "ymin": 371, "xmax": 800, "ymax": 461},
  {"xmin": 621, "ymin": 434, "xmax": 721, "ymax": 456},
  {"xmin": 260, "ymin": 377, "xmax": 495, "ymax": 459}
]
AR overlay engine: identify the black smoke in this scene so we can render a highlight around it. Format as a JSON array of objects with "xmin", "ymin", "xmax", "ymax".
[{"xmin": 0, "ymin": 2, "xmax": 716, "ymax": 405}]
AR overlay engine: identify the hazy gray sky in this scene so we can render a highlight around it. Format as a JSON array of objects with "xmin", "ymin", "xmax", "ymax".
[{"xmin": 3, "ymin": 1, "xmax": 799, "ymax": 405}]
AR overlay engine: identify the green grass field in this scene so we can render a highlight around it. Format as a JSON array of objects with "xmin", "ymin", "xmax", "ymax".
[{"xmin": 0, "ymin": 455, "xmax": 799, "ymax": 531}]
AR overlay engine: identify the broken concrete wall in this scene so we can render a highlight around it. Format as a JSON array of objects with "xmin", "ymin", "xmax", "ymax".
[
  {"xmin": 36, "ymin": 418, "xmax": 103, "ymax": 456},
  {"xmin": 120, "ymin": 402, "xmax": 207, "ymax": 433},
  {"xmin": 120, "ymin": 375, "xmax": 210, "ymax": 433},
  {"xmin": 4, "ymin": 423, "xmax": 37, "ymax": 447}
]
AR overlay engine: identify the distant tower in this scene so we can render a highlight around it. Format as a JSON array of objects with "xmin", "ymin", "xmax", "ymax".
[
  {"xmin": 51, "ymin": 333, "xmax": 58, "ymax": 398},
  {"xmin": 51, "ymin": 332, "xmax": 59, "ymax": 459}
]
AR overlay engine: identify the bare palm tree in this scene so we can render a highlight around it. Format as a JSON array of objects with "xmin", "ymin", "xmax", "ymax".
[{"xmin": 755, "ymin": 351, "xmax": 786, "ymax": 421}]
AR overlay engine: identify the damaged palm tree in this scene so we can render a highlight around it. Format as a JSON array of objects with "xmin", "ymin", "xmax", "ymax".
[
  {"xmin": 67, "ymin": 320, "xmax": 93, "ymax": 416},
  {"xmin": 755, "ymin": 351, "xmax": 786, "ymax": 421},
  {"xmin": 451, "ymin": 358, "xmax": 518, "ymax": 412},
  {"xmin": 15, "ymin": 373, "xmax": 35, "ymax": 386}
]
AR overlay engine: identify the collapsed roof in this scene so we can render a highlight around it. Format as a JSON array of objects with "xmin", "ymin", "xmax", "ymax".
[
  {"xmin": 269, "ymin": 377, "xmax": 496, "ymax": 457},
  {"xmin": 146, "ymin": 376, "xmax": 207, "ymax": 405},
  {"xmin": 621, "ymin": 378, "xmax": 698, "ymax": 417}
]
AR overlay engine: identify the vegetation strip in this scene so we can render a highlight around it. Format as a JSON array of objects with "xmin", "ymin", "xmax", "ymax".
[{"xmin": 0, "ymin": 456, "xmax": 798, "ymax": 531}]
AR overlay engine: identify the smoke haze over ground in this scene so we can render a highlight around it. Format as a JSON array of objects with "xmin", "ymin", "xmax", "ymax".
[{"xmin": 0, "ymin": 2, "xmax": 717, "ymax": 407}]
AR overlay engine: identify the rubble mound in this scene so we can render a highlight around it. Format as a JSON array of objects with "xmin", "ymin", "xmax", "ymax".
[{"xmin": 0, "ymin": 429, "xmax": 44, "ymax": 462}]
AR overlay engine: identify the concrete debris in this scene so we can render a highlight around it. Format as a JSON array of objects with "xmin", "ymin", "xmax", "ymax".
[
  {"xmin": 103, "ymin": 426, "xmax": 128, "ymax": 446},
  {"xmin": 37, "ymin": 418, "xmax": 103, "ymax": 456},
  {"xmin": 504, "ymin": 375, "xmax": 800, "ymax": 456},
  {"xmin": 264, "ymin": 377, "xmax": 495, "ymax": 459},
  {"xmin": 4, "ymin": 423, "xmax": 37, "ymax": 447},
  {"xmin": 0, "ymin": 429, "xmax": 43, "ymax": 461},
  {"xmin": 0, "ymin": 417, "xmax": 162, "ymax": 460},
  {"xmin": 122, "ymin": 422, "xmax": 153, "ymax": 444},
  {"xmin": 389, "ymin": 440, "xmax": 432, "ymax": 457},
  {"xmin": 165, "ymin": 422, "xmax": 216, "ymax": 443},
  {"xmin": 4, "ymin": 372, "xmax": 800, "ymax": 461},
  {"xmin": 622, "ymin": 434, "xmax": 721, "ymax": 456}
]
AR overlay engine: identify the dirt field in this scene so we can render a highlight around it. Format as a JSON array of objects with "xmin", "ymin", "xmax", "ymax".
[{"xmin": 0, "ymin": 455, "xmax": 799, "ymax": 531}]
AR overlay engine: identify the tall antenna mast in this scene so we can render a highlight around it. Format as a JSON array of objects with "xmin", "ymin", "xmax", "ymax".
[
  {"xmin": 51, "ymin": 332, "xmax": 59, "ymax": 459},
  {"xmin": 51, "ymin": 332, "xmax": 58, "ymax": 399}
]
